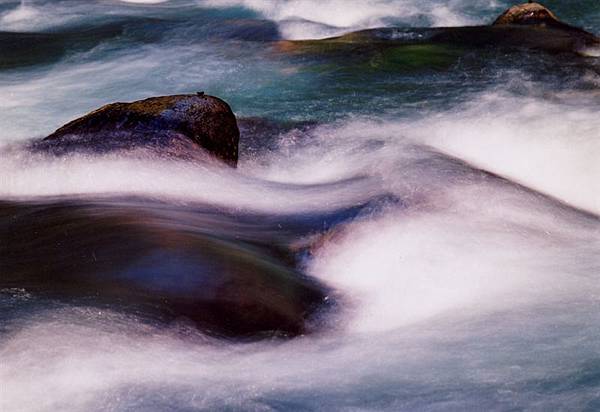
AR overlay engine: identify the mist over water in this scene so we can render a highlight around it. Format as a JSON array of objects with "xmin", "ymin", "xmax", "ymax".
[{"xmin": 1, "ymin": 0, "xmax": 600, "ymax": 411}]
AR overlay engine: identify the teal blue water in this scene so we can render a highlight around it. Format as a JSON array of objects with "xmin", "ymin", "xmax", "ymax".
[{"xmin": 0, "ymin": 0, "xmax": 598, "ymax": 136}]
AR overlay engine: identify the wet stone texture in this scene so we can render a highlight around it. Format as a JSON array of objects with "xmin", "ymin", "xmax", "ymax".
[{"xmin": 39, "ymin": 94, "xmax": 240, "ymax": 166}]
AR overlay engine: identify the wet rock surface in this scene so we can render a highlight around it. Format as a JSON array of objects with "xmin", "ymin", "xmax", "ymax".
[
  {"xmin": 493, "ymin": 2, "xmax": 562, "ymax": 26},
  {"xmin": 277, "ymin": 2, "xmax": 599, "ymax": 56},
  {"xmin": 38, "ymin": 94, "xmax": 240, "ymax": 166},
  {"xmin": 0, "ymin": 199, "xmax": 331, "ymax": 339}
]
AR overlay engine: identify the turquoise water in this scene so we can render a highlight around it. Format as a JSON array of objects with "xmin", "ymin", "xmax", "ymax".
[{"xmin": 1, "ymin": 1, "xmax": 600, "ymax": 411}]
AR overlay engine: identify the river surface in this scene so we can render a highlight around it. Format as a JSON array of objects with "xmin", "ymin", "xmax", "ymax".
[{"xmin": 1, "ymin": 1, "xmax": 600, "ymax": 411}]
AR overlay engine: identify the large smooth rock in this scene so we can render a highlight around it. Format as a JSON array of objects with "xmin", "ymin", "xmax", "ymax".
[
  {"xmin": 41, "ymin": 93, "xmax": 239, "ymax": 166},
  {"xmin": 0, "ymin": 199, "xmax": 330, "ymax": 339}
]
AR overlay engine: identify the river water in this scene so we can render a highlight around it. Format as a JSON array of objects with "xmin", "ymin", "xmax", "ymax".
[{"xmin": 1, "ymin": 0, "xmax": 600, "ymax": 410}]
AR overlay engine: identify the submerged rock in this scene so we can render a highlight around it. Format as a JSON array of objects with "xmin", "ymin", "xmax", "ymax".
[
  {"xmin": 0, "ymin": 199, "xmax": 330, "ymax": 339},
  {"xmin": 0, "ymin": 18, "xmax": 163, "ymax": 70},
  {"xmin": 40, "ymin": 94, "xmax": 239, "ymax": 166},
  {"xmin": 216, "ymin": 19, "xmax": 280, "ymax": 41}
]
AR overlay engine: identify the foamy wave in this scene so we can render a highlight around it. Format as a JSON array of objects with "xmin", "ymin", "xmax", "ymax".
[
  {"xmin": 419, "ymin": 93, "xmax": 600, "ymax": 215},
  {"xmin": 200, "ymin": 0, "xmax": 483, "ymax": 39},
  {"xmin": 3, "ymin": 86, "xmax": 597, "ymax": 215},
  {"xmin": 310, "ymin": 184, "xmax": 599, "ymax": 333},
  {"xmin": 0, "ymin": 147, "xmax": 381, "ymax": 214},
  {"xmin": 247, "ymin": 90, "xmax": 600, "ymax": 333},
  {"xmin": 0, "ymin": 3, "xmax": 39, "ymax": 25},
  {"xmin": 249, "ymin": 90, "xmax": 600, "ymax": 215},
  {"xmin": 0, "ymin": 2, "xmax": 60, "ymax": 31}
]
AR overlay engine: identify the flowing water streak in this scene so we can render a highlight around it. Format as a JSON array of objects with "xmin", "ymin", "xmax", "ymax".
[
  {"xmin": 2, "ymin": 90, "xmax": 600, "ymax": 410},
  {"xmin": 199, "ymin": 0, "xmax": 493, "ymax": 39}
]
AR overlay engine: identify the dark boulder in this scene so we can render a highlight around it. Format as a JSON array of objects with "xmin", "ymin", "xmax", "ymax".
[
  {"xmin": 487, "ymin": 2, "xmax": 600, "ymax": 53},
  {"xmin": 40, "ymin": 93, "xmax": 239, "ymax": 166},
  {"xmin": 0, "ymin": 199, "xmax": 330, "ymax": 339},
  {"xmin": 493, "ymin": 3, "xmax": 560, "ymax": 26}
]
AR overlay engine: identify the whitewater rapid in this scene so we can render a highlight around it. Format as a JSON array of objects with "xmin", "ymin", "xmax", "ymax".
[
  {"xmin": 1, "ymin": 0, "xmax": 600, "ymax": 411},
  {"xmin": 3, "ymin": 86, "xmax": 599, "ymax": 410}
]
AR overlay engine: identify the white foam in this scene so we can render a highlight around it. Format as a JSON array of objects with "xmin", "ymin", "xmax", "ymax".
[
  {"xmin": 246, "ymin": 91, "xmax": 600, "ymax": 215},
  {"xmin": 0, "ymin": 2, "xmax": 41, "ymax": 31},
  {"xmin": 309, "ymin": 184, "xmax": 599, "ymax": 333},
  {"xmin": 239, "ymin": 91, "xmax": 600, "ymax": 332},
  {"xmin": 1, "ymin": 193, "xmax": 599, "ymax": 410},
  {"xmin": 0, "ymin": 1, "xmax": 76, "ymax": 31},
  {"xmin": 418, "ymin": 92, "xmax": 600, "ymax": 215},
  {"xmin": 2, "ymin": 91, "xmax": 600, "ymax": 412},
  {"xmin": 200, "ymin": 0, "xmax": 479, "ymax": 39},
  {"xmin": 0, "ymin": 3, "xmax": 38, "ymax": 24},
  {"xmin": 0, "ymin": 148, "xmax": 381, "ymax": 214}
]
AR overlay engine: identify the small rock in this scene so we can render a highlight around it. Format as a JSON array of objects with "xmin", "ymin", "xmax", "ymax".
[{"xmin": 493, "ymin": 2, "xmax": 561, "ymax": 26}]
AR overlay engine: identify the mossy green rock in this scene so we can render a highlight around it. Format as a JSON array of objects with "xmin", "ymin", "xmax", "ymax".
[{"xmin": 277, "ymin": 3, "xmax": 599, "ymax": 57}]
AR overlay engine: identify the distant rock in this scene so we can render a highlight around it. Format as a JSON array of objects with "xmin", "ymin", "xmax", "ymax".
[
  {"xmin": 40, "ymin": 93, "xmax": 239, "ymax": 166},
  {"xmin": 493, "ymin": 3, "xmax": 561, "ymax": 26},
  {"xmin": 276, "ymin": 2, "xmax": 599, "ymax": 57},
  {"xmin": 487, "ymin": 2, "xmax": 600, "ymax": 54}
]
